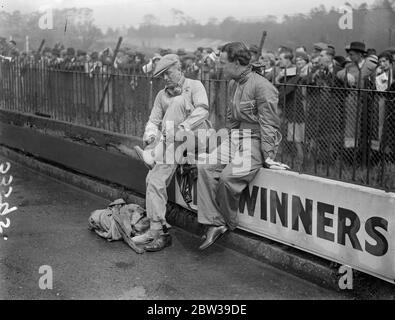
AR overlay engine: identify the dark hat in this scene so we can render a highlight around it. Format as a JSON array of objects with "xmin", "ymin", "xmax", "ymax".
[
  {"xmin": 153, "ymin": 54, "xmax": 180, "ymax": 77},
  {"xmin": 322, "ymin": 47, "xmax": 336, "ymax": 57},
  {"xmin": 313, "ymin": 42, "xmax": 328, "ymax": 51},
  {"xmin": 346, "ymin": 42, "xmax": 366, "ymax": 54},
  {"xmin": 326, "ymin": 45, "xmax": 336, "ymax": 55}
]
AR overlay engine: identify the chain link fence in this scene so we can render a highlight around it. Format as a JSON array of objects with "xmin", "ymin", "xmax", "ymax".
[{"xmin": 0, "ymin": 59, "xmax": 394, "ymax": 191}]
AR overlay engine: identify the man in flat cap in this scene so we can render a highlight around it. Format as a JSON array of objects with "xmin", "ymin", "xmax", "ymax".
[
  {"xmin": 313, "ymin": 42, "xmax": 329, "ymax": 55},
  {"xmin": 130, "ymin": 54, "xmax": 212, "ymax": 251}
]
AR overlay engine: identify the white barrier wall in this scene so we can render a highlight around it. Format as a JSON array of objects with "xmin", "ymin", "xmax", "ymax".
[{"xmin": 175, "ymin": 169, "xmax": 395, "ymax": 284}]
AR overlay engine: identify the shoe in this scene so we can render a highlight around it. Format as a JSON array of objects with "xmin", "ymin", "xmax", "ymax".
[
  {"xmin": 134, "ymin": 146, "xmax": 155, "ymax": 170},
  {"xmin": 144, "ymin": 233, "xmax": 172, "ymax": 252},
  {"xmin": 198, "ymin": 226, "xmax": 228, "ymax": 250},
  {"xmin": 131, "ymin": 229, "xmax": 161, "ymax": 245}
]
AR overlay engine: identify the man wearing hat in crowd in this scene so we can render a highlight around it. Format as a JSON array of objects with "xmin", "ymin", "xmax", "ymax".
[
  {"xmin": 182, "ymin": 53, "xmax": 200, "ymax": 80},
  {"xmin": 337, "ymin": 41, "xmax": 376, "ymax": 88},
  {"xmin": 118, "ymin": 53, "xmax": 212, "ymax": 252},
  {"xmin": 142, "ymin": 53, "xmax": 162, "ymax": 76},
  {"xmin": 310, "ymin": 47, "xmax": 345, "ymax": 162},
  {"xmin": 312, "ymin": 42, "xmax": 328, "ymax": 55},
  {"xmin": 337, "ymin": 41, "xmax": 377, "ymax": 151},
  {"xmin": 295, "ymin": 51, "xmax": 310, "ymax": 76}
]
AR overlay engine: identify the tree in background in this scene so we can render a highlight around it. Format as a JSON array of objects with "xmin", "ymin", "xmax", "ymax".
[{"xmin": 0, "ymin": 1, "xmax": 394, "ymax": 53}]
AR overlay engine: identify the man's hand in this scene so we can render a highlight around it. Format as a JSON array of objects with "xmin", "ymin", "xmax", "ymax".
[
  {"xmin": 264, "ymin": 158, "xmax": 290, "ymax": 170},
  {"xmin": 143, "ymin": 135, "xmax": 156, "ymax": 148}
]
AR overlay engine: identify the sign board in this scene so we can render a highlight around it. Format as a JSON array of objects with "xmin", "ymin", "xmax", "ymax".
[{"xmin": 175, "ymin": 169, "xmax": 395, "ymax": 284}]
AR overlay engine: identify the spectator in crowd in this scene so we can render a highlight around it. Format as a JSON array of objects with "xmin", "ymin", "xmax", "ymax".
[
  {"xmin": 182, "ymin": 53, "xmax": 200, "ymax": 80},
  {"xmin": 295, "ymin": 51, "xmax": 310, "ymax": 76},
  {"xmin": 259, "ymin": 52, "xmax": 276, "ymax": 82},
  {"xmin": 275, "ymin": 49, "xmax": 305, "ymax": 169},
  {"xmin": 333, "ymin": 55, "xmax": 348, "ymax": 69},
  {"xmin": 337, "ymin": 42, "xmax": 376, "ymax": 88},
  {"xmin": 312, "ymin": 42, "xmax": 328, "ymax": 54},
  {"xmin": 88, "ymin": 51, "xmax": 102, "ymax": 76},
  {"xmin": 199, "ymin": 47, "xmax": 216, "ymax": 80},
  {"xmin": 142, "ymin": 53, "xmax": 161, "ymax": 76},
  {"xmin": 327, "ymin": 44, "xmax": 336, "ymax": 55},
  {"xmin": 295, "ymin": 46, "xmax": 307, "ymax": 54},
  {"xmin": 310, "ymin": 48, "xmax": 345, "ymax": 162},
  {"xmin": 337, "ymin": 41, "xmax": 377, "ymax": 151},
  {"xmin": 310, "ymin": 54, "xmax": 321, "ymax": 74},
  {"xmin": 375, "ymin": 51, "xmax": 395, "ymax": 155},
  {"xmin": 367, "ymin": 48, "xmax": 377, "ymax": 57}
]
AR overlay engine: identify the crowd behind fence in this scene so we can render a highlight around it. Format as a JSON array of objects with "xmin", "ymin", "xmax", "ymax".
[{"xmin": 0, "ymin": 59, "xmax": 394, "ymax": 192}]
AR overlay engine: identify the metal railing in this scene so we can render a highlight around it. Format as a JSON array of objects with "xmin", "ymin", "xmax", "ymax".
[{"xmin": 0, "ymin": 59, "xmax": 394, "ymax": 192}]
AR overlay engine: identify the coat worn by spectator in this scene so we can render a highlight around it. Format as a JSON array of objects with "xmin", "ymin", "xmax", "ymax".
[{"xmin": 337, "ymin": 42, "xmax": 377, "ymax": 151}]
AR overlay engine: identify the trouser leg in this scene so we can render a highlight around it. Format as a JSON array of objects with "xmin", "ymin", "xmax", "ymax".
[
  {"xmin": 216, "ymin": 135, "xmax": 264, "ymax": 230},
  {"xmin": 197, "ymin": 163, "xmax": 227, "ymax": 226},
  {"xmin": 145, "ymin": 164, "xmax": 177, "ymax": 230},
  {"xmin": 197, "ymin": 131, "xmax": 264, "ymax": 230}
]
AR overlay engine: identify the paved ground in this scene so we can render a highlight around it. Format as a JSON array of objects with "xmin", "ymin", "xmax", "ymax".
[{"xmin": 0, "ymin": 155, "xmax": 349, "ymax": 300}]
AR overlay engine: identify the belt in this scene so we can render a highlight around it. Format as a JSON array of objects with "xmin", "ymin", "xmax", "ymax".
[{"xmin": 239, "ymin": 122, "xmax": 260, "ymax": 132}]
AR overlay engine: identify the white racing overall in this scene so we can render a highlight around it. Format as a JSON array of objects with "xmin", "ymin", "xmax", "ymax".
[{"xmin": 143, "ymin": 77, "xmax": 210, "ymax": 231}]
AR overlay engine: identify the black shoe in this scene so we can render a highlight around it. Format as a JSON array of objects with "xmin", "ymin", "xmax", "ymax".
[
  {"xmin": 144, "ymin": 233, "xmax": 172, "ymax": 252},
  {"xmin": 198, "ymin": 226, "xmax": 228, "ymax": 250}
]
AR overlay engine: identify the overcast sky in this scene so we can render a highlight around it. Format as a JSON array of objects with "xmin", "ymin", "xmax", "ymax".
[{"xmin": 0, "ymin": 0, "xmax": 377, "ymax": 29}]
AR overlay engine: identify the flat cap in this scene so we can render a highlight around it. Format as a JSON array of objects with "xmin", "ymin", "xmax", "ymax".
[
  {"xmin": 108, "ymin": 198, "xmax": 126, "ymax": 207},
  {"xmin": 313, "ymin": 42, "xmax": 328, "ymax": 51},
  {"xmin": 153, "ymin": 54, "xmax": 180, "ymax": 77}
]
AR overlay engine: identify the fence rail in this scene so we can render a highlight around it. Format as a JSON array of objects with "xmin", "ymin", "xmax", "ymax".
[{"xmin": 0, "ymin": 59, "xmax": 394, "ymax": 192}]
